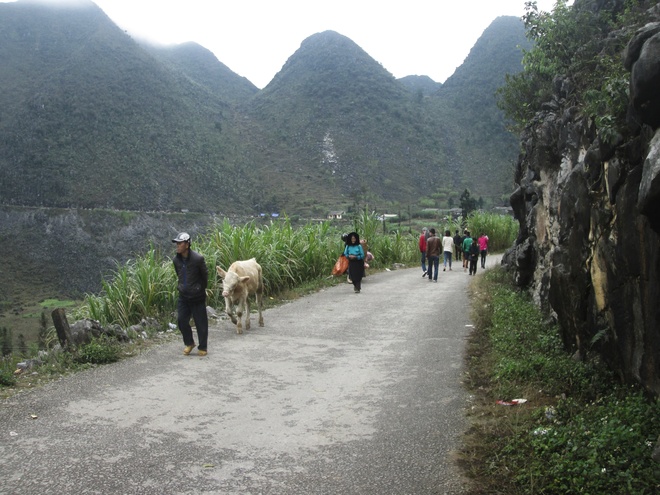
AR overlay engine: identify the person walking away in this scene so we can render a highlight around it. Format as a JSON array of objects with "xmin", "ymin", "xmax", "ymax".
[
  {"xmin": 442, "ymin": 229, "xmax": 454, "ymax": 271},
  {"xmin": 344, "ymin": 232, "xmax": 365, "ymax": 293},
  {"xmin": 172, "ymin": 232, "xmax": 209, "ymax": 356},
  {"xmin": 425, "ymin": 228, "xmax": 441, "ymax": 282},
  {"xmin": 478, "ymin": 232, "xmax": 489, "ymax": 269},
  {"xmin": 453, "ymin": 230, "xmax": 462, "ymax": 262},
  {"xmin": 468, "ymin": 235, "xmax": 480, "ymax": 275},
  {"xmin": 419, "ymin": 227, "xmax": 429, "ymax": 277},
  {"xmin": 462, "ymin": 231, "xmax": 473, "ymax": 272}
]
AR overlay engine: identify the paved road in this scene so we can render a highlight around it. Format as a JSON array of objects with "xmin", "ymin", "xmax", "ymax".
[{"xmin": 0, "ymin": 255, "xmax": 501, "ymax": 495}]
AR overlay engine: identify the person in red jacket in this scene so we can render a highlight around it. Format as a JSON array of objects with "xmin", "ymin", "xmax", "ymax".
[{"xmin": 419, "ymin": 227, "xmax": 429, "ymax": 277}]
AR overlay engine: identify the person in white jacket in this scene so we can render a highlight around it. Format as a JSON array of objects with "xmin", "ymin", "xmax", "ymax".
[{"xmin": 442, "ymin": 230, "xmax": 454, "ymax": 271}]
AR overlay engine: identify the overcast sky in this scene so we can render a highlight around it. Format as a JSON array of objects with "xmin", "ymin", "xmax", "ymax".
[{"xmin": 7, "ymin": 0, "xmax": 568, "ymax": 89}]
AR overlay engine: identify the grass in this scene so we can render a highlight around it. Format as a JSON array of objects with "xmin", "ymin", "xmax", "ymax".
[{"xmin": 461, "ymin": 267, "xmax": 660, "ymax": 494}]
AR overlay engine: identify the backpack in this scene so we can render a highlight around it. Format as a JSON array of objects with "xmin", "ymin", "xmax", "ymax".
[{"xmin": 469, "ymin": 241, "xmax": 479, "ymax": 260}]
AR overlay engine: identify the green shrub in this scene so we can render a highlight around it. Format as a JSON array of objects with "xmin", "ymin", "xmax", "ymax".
[
  {"xmin": 76, "ymin": 335, "xmax": 122, "ymax": 365},
  {"xmin": 0, "ymin": 367, "xmax": 16, "ymax": 387},
  {"xmin": 497, "ymin": 0, "xmax": 647, "ymax": 139}
]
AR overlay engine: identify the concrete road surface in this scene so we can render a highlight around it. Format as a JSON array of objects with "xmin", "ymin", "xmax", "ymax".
[{"xmin": 0, "ymin": 255, "xmax": 502, "ymax": 494}]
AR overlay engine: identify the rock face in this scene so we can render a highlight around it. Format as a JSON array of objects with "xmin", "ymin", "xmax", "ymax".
[{"xmin": 504, "ymin": 3, "xmax": 660, "ymax": 395}]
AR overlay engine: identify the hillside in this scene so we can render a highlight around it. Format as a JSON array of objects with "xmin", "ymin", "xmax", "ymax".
[
  {"xmin": 430, "ymin": 16, "xmax": 531, "ymax": 203},
  {"xmin": 245, "ymin": 30, "xmax": 452, "ymax": 213},
  {"xmin": 142, "ymin": 41, "xmax": 259, "ymax": 106},
  {"xmin": 0, "ymin": 0, "xmax": 246, "ymax": 212},
  {"xmin": 398, "ymin": 75, "xmax": 442, "ymax": 97},
  {"xmin": 0, "ymin": 1, "xmax": 528, "ymax": 215}
]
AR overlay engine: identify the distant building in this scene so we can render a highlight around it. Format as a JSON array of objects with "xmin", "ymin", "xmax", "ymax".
[
  {"xmin": 327, "ymin": 211, "xmax": 344, "ymax": 220},
  {"xmin": 377, "ymin": 214, "xmax": 398, "ymax": 221}
]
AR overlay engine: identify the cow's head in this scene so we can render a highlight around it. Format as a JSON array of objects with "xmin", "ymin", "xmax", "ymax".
[{"xmin": 216, "ymin": 266, "xmax": 250, "ymax": 298}]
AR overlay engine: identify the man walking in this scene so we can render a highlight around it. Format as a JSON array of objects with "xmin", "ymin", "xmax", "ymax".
[
  {"xmin": 442, "ymin": 229, "xmax": 454, "ymax": 271},
  {"xmin": 419, "ymin": 227, "xmax": 429, "ymax": 277},
  {"xmin": 453, "ymin": 230, "xmax": 462, "ymax": 262},
  {"xmin": 172, "ymin": 232, "xmax": 209, "ymax": 356},
  {"xmin": 462, "ymin": 230, "xmax": 473, "ymax": 272},
  {"xmin": 425, "ymin": 228, "xmax": 441, "ymax": 282},
  {"xmin": 468, "ymin": 234, "xmax": 480, "ymax": 276}
]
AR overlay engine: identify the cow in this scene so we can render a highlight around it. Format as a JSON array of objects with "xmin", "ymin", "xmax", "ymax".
[{"xmin": 216, "ymin": 258, "xmax": 264, "ymax": 334}]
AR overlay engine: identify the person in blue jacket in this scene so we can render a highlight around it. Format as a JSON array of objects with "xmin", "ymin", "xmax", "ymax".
[{"xmin": 343, "ymin": 232, "xmax": 365, "ymax": 293}]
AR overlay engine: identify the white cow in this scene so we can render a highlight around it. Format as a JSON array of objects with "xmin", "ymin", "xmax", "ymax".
[{"xmin": 216, "ymin": 258, "xmax": 264, "ymax": 334}]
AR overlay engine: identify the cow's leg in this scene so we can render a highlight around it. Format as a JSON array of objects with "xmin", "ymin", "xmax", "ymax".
[
  {"xmin": 225, "ymin": 297, "xmax": 238, "ymax": 325},
  {"xmin": 256, "ymin": 288, "xmax": 264, "ymax": 327},
  {"xmin": 244, "ymin": 296, "xmax": 251, "ymax": 331},
  {"xmin": 235, "ymin": 297, "xmax": 244, "ymax": 334}
]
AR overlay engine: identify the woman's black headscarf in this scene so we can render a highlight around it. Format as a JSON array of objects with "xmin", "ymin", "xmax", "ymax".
[{"xmin": 345, "ymin": 231, "xmax": 360, "ymax": 246}]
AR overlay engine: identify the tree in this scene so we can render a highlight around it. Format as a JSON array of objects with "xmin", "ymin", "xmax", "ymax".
[
  {"xmin": 1, "ymin": 327, "xmax": 13, "ymax": 356},
  {"xmin": 460, "ymin": 189, "xmax": 478, "ymax": 219}
]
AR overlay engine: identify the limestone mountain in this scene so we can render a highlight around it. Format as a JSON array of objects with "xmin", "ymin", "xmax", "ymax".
[
  {"xmin": 0, "ymin": 0, "xmax": 529, "ymax": 216},
  {"xmin": 143, "ymin": 41, "xmax": 259, "ymax": 106},
  {"xmin": 0, "ymin": 0, "xmax": 244, "ymax": 212},
  {"xmin": 245, "ymin": 30, "xmax": 450, "ymax": 212},
  {"xmin": 430, "ymin": 16, "xmax": 532, "ymax": 202}
]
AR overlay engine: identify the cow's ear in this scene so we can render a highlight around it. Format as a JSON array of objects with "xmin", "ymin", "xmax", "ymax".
[
  {"xmin": 216, "ymin": 266, "xmax": 226, "ymax": 278},
  {"xmin": 240, "ymin": 276, "xmax": 250, "ymax": 283}
]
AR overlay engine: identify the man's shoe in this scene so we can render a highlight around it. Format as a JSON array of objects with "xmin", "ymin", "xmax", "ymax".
[
  {"xmin": 422, "ymin": 271, "xmax": 427, "ymax": 278},
  {"xmin": 443, "ymin": 267, "xmax": 446, "ymax": 271},
  {"xmin": 198, "ymin": 350, "xmax": 208, "ymax": 357},
  {"xmin": 183, "ymin": 345, "xmax": 195, "ymax": 356}
]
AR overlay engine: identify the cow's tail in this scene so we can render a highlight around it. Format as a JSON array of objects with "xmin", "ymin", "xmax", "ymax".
[{"xmin": 257, "ymin": 265, "xmax": 264, "ymax": 293}]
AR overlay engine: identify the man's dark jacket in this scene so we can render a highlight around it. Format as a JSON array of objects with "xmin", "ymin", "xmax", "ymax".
[{"xmin": 173, "ymin": 249, "xmax": 208, "ymax": 303}]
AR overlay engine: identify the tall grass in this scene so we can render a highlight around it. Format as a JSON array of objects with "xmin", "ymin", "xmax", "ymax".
[
  {"xmin": 410, "ymin": 212, "xmax": 518, "ymax": 253},
  {"xmin": 464, "ymin": 211, "xmax": 518, "ymax": 251},
  {"xmin": 74, "ymin": 213, "xmax": 511, "ymax": 327},
  {"xmin": 77, "ymin": 249, "xmax": 175, "ymax": 327},
  {"xmin": 75, "ymin": 215, "xmax": 405, "ymax": 326}
]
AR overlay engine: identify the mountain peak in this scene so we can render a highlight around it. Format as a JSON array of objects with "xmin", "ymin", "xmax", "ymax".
[{"xmin": 261, "ymin": 29, "xmax": 402, "ymax": 102}]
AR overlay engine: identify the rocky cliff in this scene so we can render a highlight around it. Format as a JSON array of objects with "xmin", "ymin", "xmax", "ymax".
[
  {"xmin": 0, "ymin": 206, "xmax": 222, "ymax": 297},
  {"xmin": 504, "ymin": 1, "xmax": 660, "ymax": 395}
]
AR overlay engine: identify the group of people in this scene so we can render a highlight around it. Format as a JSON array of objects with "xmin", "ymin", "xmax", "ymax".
[
  {"xmin": 419, "ymin": 228, "xmax": 456, "ymax": 282},
  {"xmin": 419, "ymin": 227, "xmax": 489, "ymax": 279},
  {"xmin": 170, "ymin": 227, "xmax": 489, "ymax": 356}
]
